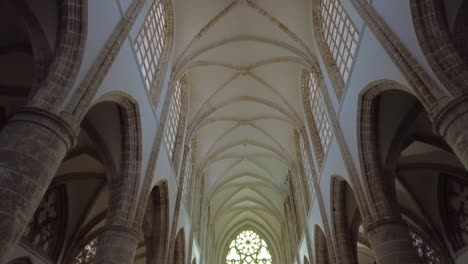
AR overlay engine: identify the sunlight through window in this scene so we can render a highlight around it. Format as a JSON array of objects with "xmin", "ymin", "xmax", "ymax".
[{"xmin": 226, "ymin": 230, "xmax": 272, "ymax": 264}]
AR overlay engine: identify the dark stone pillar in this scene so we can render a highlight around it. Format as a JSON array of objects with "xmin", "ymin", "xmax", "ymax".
[
  {"xmin": 365, "ymin": 219, "xmax": 422, "ymax": 264},
  {"xmin": 0, "ymin": 108, "xmax": 77, "ymax": 263},
  {"xmin": 433, "ymin": 97, "xmax": 468, "ymax": 170},
  {"xmin": 94, "ymin": 225, "xmax": 141, "ymax": 264}
]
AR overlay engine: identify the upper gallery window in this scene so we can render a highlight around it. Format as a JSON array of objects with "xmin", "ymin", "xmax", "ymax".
[
  {"xmin": 164, "ymin": 79, "xmax": 182, "ymax": 159},
  {"xmin": 299, "ymin": 137, "xmax": 314, "ymax": 196},
  {"xmin": 182, "ymin": 146, "xmax": 192, "ymax": 204},
  {"xmin": 134, "ymin": 0, "xmax": 167, "ymax": 90},
  {"xmin": 320, "ymin": 0, "xmax": 359, "ymax": 83},
  {"xmin": 304, "ymin": 71, "xmax": 332, "ymax": 165},
  {"xmin": 226, "ymin": 230, "xmax": 272, "ymax": 264}
]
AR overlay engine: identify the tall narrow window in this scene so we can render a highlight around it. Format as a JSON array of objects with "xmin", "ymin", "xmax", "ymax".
[
  {"xmin": 299, "ymin": 137, "xmax": 314, "ymax": 196},
  {"xmin": 182, "ymin": 146, "xmax": 192, "ymax": 205},
  {"xmin": 134, "ymin": 0, "xmax": 166, "ymax": 90},
  {"xmin": 164, "ymin": 79, "xmax": 182, "ymax": 159},
  {"xmin": 320, "ymin": 0, "xmax": 359, "ymax": 83},
  {"xmin": 303, "ymin": 70, "xmax": 332, "ymax": 165}
]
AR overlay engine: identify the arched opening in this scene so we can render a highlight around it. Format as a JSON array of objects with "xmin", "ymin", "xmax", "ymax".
[
  {"xmin": 139, "ymin": 181, "xmax": 169, "ymax": 264},
  {"xmin": 0, "ymin": 0, "xmax": 59, "ymax": 126},
  {"xmin": 314, "ymin": 226, "xmax": 331, "ymax": 264},
  {"xmin": 411, "ymin": 0, "xmax": 468, "ymax": 95},
  {"xmin": 173, "ymin": 229, "xmax": 185, "ymax": 264},
  {"xmin": 4, "ymin": 96, "xmax": 142, "ymax": 263},
  {"xmin": 331, "ymin": 176, "xmax": 375, "ymax": 264},
  {"xmin": 359, "ymin": 82, "xmax": 460, "ymax": 263}
]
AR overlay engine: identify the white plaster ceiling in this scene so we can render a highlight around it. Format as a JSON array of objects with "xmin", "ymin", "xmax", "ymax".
[{"xmin": 172, "ymin": 0, "xmax": 318, "ymax": 257}]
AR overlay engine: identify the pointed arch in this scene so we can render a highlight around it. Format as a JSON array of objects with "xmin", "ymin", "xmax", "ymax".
[
  {"xmin": 357, "ymin": 80, "xmax": 417, "ymax": 222},
  {"xmin": 173, "ymin": 228, "xmax": 185, "ymax": 264},
  {"xmin": 411, "ymin": 0, "xmax": 468, "ymax": 96},
  {"xmin": 330, "ymin": 176, "xmax": 359, "ymax": 264},
  {"xmin": 311, "ymin": 0, "xmax": 360, "ymax": 100},
  {"xmin": 27, "ymin": 0, "xmax": 87, "ymax": 109},
  {"xmin": 133, "ymin": 0, "xmax": 174, "ymax": 104},
  {"xmin": 92, "ymin": 93, "xmax": 143, "ymax": 226},
  {"xmin": 164, "ymin": 75, "xmax": 188, "ymax": 170},
  {"xmin": 301, "ymin": 68, "xmax": 333, "ymax": 166},
  {"xmin": 315, "ymin": 225, "xmax": 332, "ymax": 264},
  {"xmin": 143, "ymin": 180, "xmax": 169, "ymax": 264}
]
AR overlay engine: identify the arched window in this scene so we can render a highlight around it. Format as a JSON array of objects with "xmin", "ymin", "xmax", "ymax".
[
  {"xmin": 164, "ymin": 77, "xmax": 185, "ymax": 160},
  {"xmin": 226, "ymin": 230, "xmax": 272, "ymax": 264},
  {"xmin": 23, "ymin": 184, "xmax": 67, "ymax": 261},
  {"xmin": 313, "ymin": 0, "xmax": 360, "ymax": 98},
  {"xmin": 409, "ymin": 231, "xmax": 442, "ymax": 264},
  {"xmin": 181, "ymin": 144, "xmax": 192, "ymax": 205},
  {"xmin": 299, "ymin": 137, "xmax": 314, "ymax": 197},
  {"xmin": 134, "ymin": 0, "xmax": 169, "ymax": 92},
  {"xmin": 72, "ymin": 236, "xmax": 99, "ymax": 264},
  {"xmin": 302, "ymin": 70, "xmax": 332, "ymax": 166}
]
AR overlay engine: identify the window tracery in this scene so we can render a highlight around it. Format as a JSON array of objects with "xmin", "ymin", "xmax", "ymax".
[
  {"xmin": 182, "ymin": 145, "xmax": 192, "ymax": 205},
  {"xmin": 164, "ymin": 78, "xmax": 183, "ymax": 160},
  {"xmin": 441, "ymin": 175, "xmax": 468, "ymax": 251},
  {"xmin": 226, "ymin": 230, "xmax": 272, "ymax": 264},
  {"xmin": 72, "ymin": 237, "xmax": 99, "ymax": 264},
  {"xmin": 409, "ymin": 231, "xmax": 442, "ymax": 264},
  {"xmin": 299, "ymin": 137, "xmax": 314, "ymax": 196},
  {"xmin": 134, "ymin": 0, "xmax": 167, "ymax": 90},
  {"xmin": 23, "ymin": 185, "xmax": 67, "ymax": 261},
  {"xmin": 302, "ymin": 70, "xmax": 332, "ymax": 166},
  {"xmin": 320, "ymin": 0, "xmax": 359, "ymax": 83}
]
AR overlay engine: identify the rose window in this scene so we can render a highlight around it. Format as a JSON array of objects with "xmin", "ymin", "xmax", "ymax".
[{"xmin": 226, "ymin": 230, "xmax": 272, "ymax": 264}]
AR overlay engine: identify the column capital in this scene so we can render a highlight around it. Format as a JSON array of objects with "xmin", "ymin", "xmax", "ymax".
[
  {"xmin": 363, "ymin": 216, "xmax": 406, "ymax": 234},
  {"xmin": 101, "ymin": 224, "xmax": 142, "ymax": 241},
  {"xmin": 432, "ymin": 95, "xmax": 468, "ymax": 137},
  {"xmin": 9, "ymin": 107, "xmax": 79, "ymax": 151}
]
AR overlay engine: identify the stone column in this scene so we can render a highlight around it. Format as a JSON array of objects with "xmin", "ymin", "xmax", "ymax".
[
  {"xmin": 433, "ymin": 97, "xmax": 468, "ymax": 170},
  {"xmin": 365, "ymin": 218, "xmax": 422, "ymax": 264},
  {"xmin": 93, "ymin": 225, "xmax": 141, "ymax": 264},
  {"xmin": 0, "ymin": 108, "xmax": 77, "ymax": 263}
]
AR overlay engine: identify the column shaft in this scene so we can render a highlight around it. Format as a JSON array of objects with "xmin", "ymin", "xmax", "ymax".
[
  {"xmin": 0, "ymin": 108, "xmax": 76, "ymax": 263},
  {"xmin": 365, "ymin": 220, "xmax": 422, "ymax": 264},
  {"xmin": 94, "ymin": 225, "xmax": 141, "ymax": 264}
]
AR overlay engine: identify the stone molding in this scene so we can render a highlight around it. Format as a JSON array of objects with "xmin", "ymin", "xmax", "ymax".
[{"xmin": 10, "ymin": 107, "xmax": 78, "ymax": 151}]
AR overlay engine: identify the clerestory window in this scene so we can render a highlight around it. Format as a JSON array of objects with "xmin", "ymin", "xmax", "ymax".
[
  {"xmin": 164, "ymin": 79, "xmax": 183, "ymax": 160},
  {"xmin": 134, "ymin": 0, "xmax": 167, "ymax": 90},
  {"xmin": 320, "ymin": 0, "xmax": 359, "ymax": 84}
]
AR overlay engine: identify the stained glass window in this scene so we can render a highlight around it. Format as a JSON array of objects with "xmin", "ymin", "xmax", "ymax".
[
  {"xmin": 410, "ymin": 231, "xmax": 442, "ymax": 264},
  {"xmin": 72, "ymin": 237, "xmax": 99, "ymax": 264},
  {"xmin": 226, "ymin": 230, "xmax": 272, "ymax": 264}
]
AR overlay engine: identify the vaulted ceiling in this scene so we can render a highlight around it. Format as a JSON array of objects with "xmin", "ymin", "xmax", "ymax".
[{"xmin": 172, "ymin": 0, "xmax": 319, "ymax": 259}]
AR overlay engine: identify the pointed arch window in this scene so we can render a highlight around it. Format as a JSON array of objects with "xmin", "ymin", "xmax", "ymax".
[
  {"xmin": 134, "ymin": 0, "xmax": 168, "ymax": 91},
  {"xmin": 181, "ymin": 144, "xmax": 192, "ymax": 205},
  {"xmin": 314, "ymin": 0, "xmax": 360, "ymax": 98},
  {"xmin": 72, "ymin": 236, "xmax": 99, "ymax": 264},
  {"xmin": 164, "ymin": 78, "xmax": 184, "ymax": 160},
  {"xmin": 226, "ymin": 230, "xmax": 272, "ymax": 264},
  {"xmin": 302, "ymin": 70, "xmax": 332, "ymax": 166},
  {"xmin": 409, "ymin": 231, "xmax": 442, "ymax": 264},
  {"xmin": 299, "ymin": 137, "xmax": 314, "ymax": 197}
]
